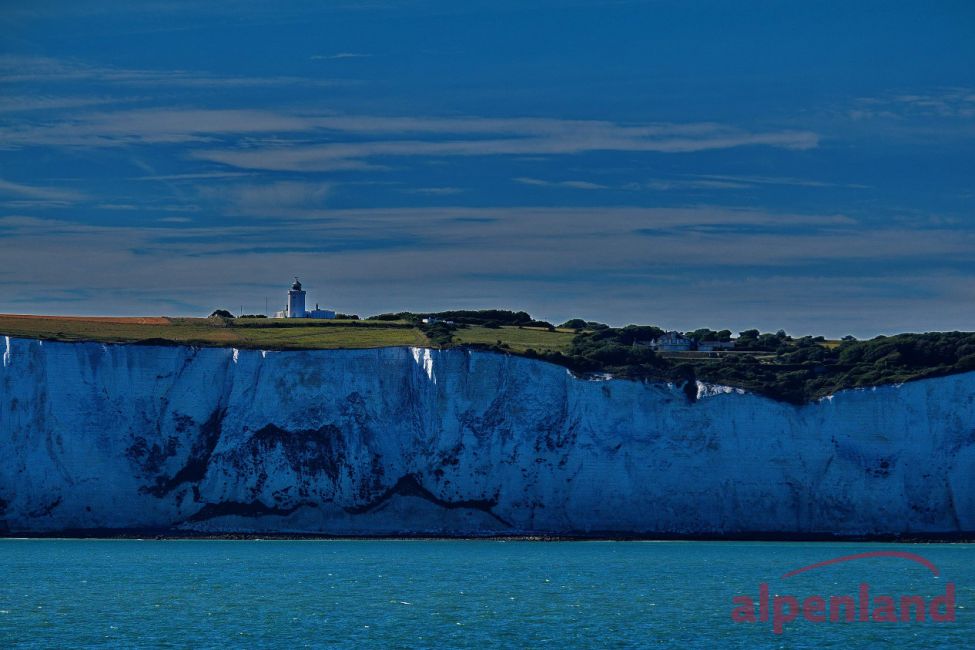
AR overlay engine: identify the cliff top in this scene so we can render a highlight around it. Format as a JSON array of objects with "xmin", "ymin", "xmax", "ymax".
[
  {"xmin": 0, "ymin": 314, "xmax": 430, "ymax": 351},
  {"xmin": 2, "ymin": 312, "xmax": 974, "ymax": 404}
]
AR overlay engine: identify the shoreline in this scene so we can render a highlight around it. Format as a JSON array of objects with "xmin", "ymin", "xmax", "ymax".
[{"xmin": 3, "ymin": 529, "xmax": 973, "ymax": 543}]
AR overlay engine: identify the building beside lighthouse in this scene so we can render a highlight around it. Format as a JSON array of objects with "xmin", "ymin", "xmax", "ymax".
[{"xmin": 273, "ymin": 277, "xmax": 335, "ymax": 319}]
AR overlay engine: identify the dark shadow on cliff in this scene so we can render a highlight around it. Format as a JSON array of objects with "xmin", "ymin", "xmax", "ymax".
[
  {"xmin": 144, "ymin": 407, "xmax": 226, "ymax": 497},
  {"xmin": 187, "ymin": 500, "xmax": 313, "ymax": 523},
  {"xmin": 345, "ymin": 474, "xmax": 512, "ymax": 527}
]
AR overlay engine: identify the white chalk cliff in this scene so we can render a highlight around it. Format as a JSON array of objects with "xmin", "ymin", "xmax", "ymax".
[{"xmin": 1, "ymin": 336, "xmax": 973, "ymax": 536}]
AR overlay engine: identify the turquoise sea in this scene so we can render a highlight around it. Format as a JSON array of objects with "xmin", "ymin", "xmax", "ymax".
[{"xmin": 0, "ymin": 540, "xmax": 971, "ymax": 648}]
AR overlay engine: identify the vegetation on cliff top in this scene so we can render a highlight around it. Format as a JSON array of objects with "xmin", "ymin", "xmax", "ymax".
[
  {"xmin": 1, "ymin": 311, "xmax": 974, "ymax": 403},
  {"xmin": 550, "ymin": 327, "xmax": 975, "ymax": 404},
  {"xmin": 378, "ymin": 310, "xmax": 975, "ymax": 403}
]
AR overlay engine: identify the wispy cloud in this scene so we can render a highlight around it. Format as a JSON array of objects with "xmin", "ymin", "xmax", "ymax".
[
  {"xmin": 0, "ymin": 55, "xmax": 342, "ymax": 88},
  {"xmin": 515, "ymin": 173, "xmax": 865, "ymax": 193},
  {"xmin": 686, "ymin": 174, "xmax": 870, "ymax": 189},
  {"xmin": 1, "ymin": 109, "xmax": 312, "ymax": 148},
  {"xmin": 310, "ymin": 52, "xmax": 372, "ymax": 60},
  {"xmin": 642, "ymin": 179, "xmax": 748, "ymax": 190},
  {"xmin": 96, "ymin": 203, "xmax": 139, "ymax": 211},
  {"xmin": 0, "ymin": 178, "xmax": 87, "ymax": 203},
  {"xmin": 515, "ymin": 177, "xmax": 609, "ymax": 190},
  {"xmin": 850, "ymin": 88, "xmax": 975, "ymax": 120},
  {"xmin": 192, "ymin": 122, "xmax": 818, "ymax": 172},
  {"xmin": 407, "ymin": 187, "xmax": 465, "ymax": 195},
  {"xmin": 0, "ymin": 94, "xmax": 132, "ymax": 114},
  {"xmin": 134, "ymin": 171, "xmax": 256, "ymax": 182},
  {"xmin": 0, "ymin": 107, "xmax": 819, "ymax": 169},
  {"xmin": 197, "ymin": 181, "xmax": 331, "ymax": 217}
]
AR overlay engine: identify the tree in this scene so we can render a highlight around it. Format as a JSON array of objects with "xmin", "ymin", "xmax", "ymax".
[
  {"xmin": 618, "ymin": 325, "xmax": 664, "ymax": 344},
  {"xmin": 736, "ymin": 329, "xmax": 760, "ymax": 349},
  {"xmin": 687, "ymin": 328, "xmax": 717, "ymax": 342}
]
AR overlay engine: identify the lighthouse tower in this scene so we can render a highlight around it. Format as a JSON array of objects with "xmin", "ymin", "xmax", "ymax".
[{"xmin": 287, "ymin": 277, "xmax": 306, "ymax": 318}]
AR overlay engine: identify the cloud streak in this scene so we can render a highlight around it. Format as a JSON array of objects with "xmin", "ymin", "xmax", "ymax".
[
  {"xmin": 0, "ymin": 55, "xmax": 342, "ymax": 88},
  {"xmin": 310, "ymin": 52, "xmax": 372, "ymax": 60},
  {"xmin": 0, "ymin": 178, "xmax": 87, "ymax": 203},
  {"xmin": 850, "ymin": 88, "xmax": 975, "ymax": 120},
  {"xmin": 192, "ymin": 124, "xmax": 818, "ymax": 172},
  {"xmin": 1, "ymin": 108, "xmax": 819, "ymax": 167},
  {"xmin": 198, "ymin": 181, "xmax": 331, "ymax": 216},
  {"xmin": 515, "ymin": 177, "xmax": 610, "ymax": 190},
  {"xmin": 515, "ymin": 173, "xmax": 864, "ymax": 192}
]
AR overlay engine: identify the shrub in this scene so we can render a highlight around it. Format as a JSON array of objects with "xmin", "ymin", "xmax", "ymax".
[{"xmin": 554, "ymin": 327, "xmax": 975, "ymax": 403}]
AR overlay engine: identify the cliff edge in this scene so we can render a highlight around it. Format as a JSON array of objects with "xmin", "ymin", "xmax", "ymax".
[{"xmin": 2, "ymin": 337, "xmax": 973, "ymax": 537}]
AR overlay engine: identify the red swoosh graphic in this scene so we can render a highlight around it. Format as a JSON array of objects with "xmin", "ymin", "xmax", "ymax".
[{"xmin": 782, "ymin": 551, "xmax": 940, "ymax": 579}]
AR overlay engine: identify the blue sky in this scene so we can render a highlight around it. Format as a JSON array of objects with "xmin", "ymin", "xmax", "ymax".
[{"xmin": 0, "ymin": 1, "xmax": 973, "ymax": 336}]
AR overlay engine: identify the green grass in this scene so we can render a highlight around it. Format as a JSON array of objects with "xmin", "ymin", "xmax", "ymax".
[
  {"xmin": 0, "ymin": 315, "xmax": 426, "ymax": 350},
  {"xmin": 227, "ymin": 325, "xmax": 427, "ymax": 350},
  {"xmin": 452, "ymin": 325, "xmax": 576, "ymax": 354},
  {"xmin": 0, "ymin": 315, "xmax": 578, "ymax": 354}
]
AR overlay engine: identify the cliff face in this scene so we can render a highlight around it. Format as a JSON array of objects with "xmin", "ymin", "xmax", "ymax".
[{"xmin": 1, "ymin": 336, "xmax": 974, "ymax": 536}]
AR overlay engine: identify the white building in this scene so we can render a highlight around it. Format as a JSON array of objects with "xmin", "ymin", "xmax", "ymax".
[
  {"xmin": 698, "ymin": 340, "xmax": 736, "ymax": 352},
  {"xmin": 651, "ymin": 331, "xmax": 693, "ymax": 352},
  {"xmin": 273, "ymin": 277, "xmax": 336, "ymax": 319},
  {"xmin": 308, "ymin": 304, "xmax": 335, "ymax": 319}
]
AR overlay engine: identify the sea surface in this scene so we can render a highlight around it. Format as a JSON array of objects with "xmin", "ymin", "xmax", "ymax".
[{"xmin": 0, "ymin": 539, "xmax": 971, "ymax": 648}]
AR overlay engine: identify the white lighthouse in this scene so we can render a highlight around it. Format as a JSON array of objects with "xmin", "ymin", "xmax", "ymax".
[
  {"xmin": 287, "ymin": 277, "xmax": 306, "ymax": 318},
  {"xmin": 273, "ymin": 277, "xmax": 335, "ymax": 319}
]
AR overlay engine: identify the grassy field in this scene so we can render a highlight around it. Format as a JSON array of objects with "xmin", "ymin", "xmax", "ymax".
[
  {"xmin": 452, "ymin": 325, "xmax": 576, "ymax": 354},
  {"xmin": 0, "ymin": 314, "xmax": 852, "ymax": 358},
  {"xmin": 0, "ymin": 315, "xmax": 427, "ymax": 350},
  {"xmin": 0, "ymin": 315, "xmax": 576, "ymax": 352}
]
